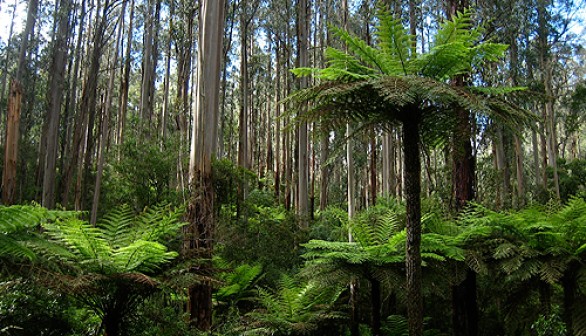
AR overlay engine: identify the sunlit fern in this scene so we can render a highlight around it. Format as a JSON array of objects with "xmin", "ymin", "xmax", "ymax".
[{"xmin": 0, "ymin": 205, "xmax": 49, "ymax": 262}]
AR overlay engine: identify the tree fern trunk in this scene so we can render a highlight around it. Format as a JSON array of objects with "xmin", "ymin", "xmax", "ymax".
[
  {"xmin": 562, "ymin": 261, "xmax": 579, "ymax": 336},
  {"xmin": 372, "ymin": 278, "xmax": 382, "ymax": 336},
  {"xmin": 402, "ymin": 115, "xmax": 423, "ymax": 336}
]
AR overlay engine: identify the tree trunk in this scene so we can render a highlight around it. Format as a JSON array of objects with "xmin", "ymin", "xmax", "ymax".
[
  {"xmin": 80, "ymin": 0, "xmax": 109, "ymax": 210},
  {"xmin": 238, "ymin": 0, "xmax": 250, "ymax": 170},
  {"xmin": 495, "ymin": 126, "xmax": 511, "ymax": 209},
  {"xmin": 0, "ymin": 0, "xmax": 18, "ymax": 106},
  {"xmin": 561, "ymin": 261, "xmax": 579, "ymax": 336},
  {"xmin": 2, "ymin": 81, "xmax": 22, "ymax": 205},
  {"xmin": 297, "ymin": 0, "xmax": 309, "ymax": 228},
  {"xmin": 370, "ymin": 132, "xmax": 377, "ymax": 205},
  {"xmin": 508, "ymin": 29, "xmax": 525, "ymax": 208},
  {"xmin": 16, "ymin": 0, "xmax": 39, "ymax": 81},
  {"xmin": 116, "ymin": 0, "xmax": 133, "ymax": 150},
  {"xmin": 160, "ymin": 0, "xmax": 174, "ymax": 143},
  {"xmin": 139, "ymin": 0, "xmax": 159, "ymax": 131},
  {"xmin": 449, "ymin": 60, "xmax": 479, "ymax": 336},
  {"xmin": 402, "ymin": 115, "xmax": 423, "ymax": 336},
  {"xmin": 452, "ymin": 270, "xmax": 478, "ymax": 336},
  {"xmin": 371, "ymin": 278, "xmax": 382, "ymax": 336},
  {"xmin": 91, "ymin": 5, "xmax": 124, "ymax": 224},
  {"xmin": 2, "ymin": 0, "xmax": 38, "ymax": 204},
  {"xmin": 59, "ymin": 0, "xmax": 86, "ymax": 205},
  {"xmin": 185, "ymin": 0, "xmax": 225, "ymax": 330},
  {"xmin": 514, "ymin": 135, "xmax": 525, "ymax": 208},
  {"xmin": 537, "ymin": 0, "xmax": 560, "ymax": 200},
  {"xmin": 275, "ymin": 40, "xmax": 282, "ymax": 202},
  {"xmin": 42, "ymin": 0, "xmax": 72, "ymax": 209}
]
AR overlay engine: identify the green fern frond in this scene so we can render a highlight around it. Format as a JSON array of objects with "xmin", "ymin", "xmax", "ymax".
[
  {"xmin": 0, "ymin": 205, "xmax": 51, "ymax": 261},
  {"xmin": 330, "ymin": 25, "xmax": 393, "ymax": 76},
  {"xmin": 43, "ymin": 218, "xmax": 110, "ymax": 266},
  {"xmin": 97, "ymin": 205, "xmax": 133, "ymax": 248},
  {"xmin": 375, "ymin": 8, "xmax": 414, "ymax": 75},
  {"xmin": 114, "ymin": 240, "xmax": 177, "ymax": 273}
]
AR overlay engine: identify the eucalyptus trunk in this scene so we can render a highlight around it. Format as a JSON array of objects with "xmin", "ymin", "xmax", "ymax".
[
  {"xmin": 90, "ymin": 5, "xmax": 124, "ymax": 224},
  {"xmin": 297, "ymin": 0, "xmax": 309, "ymax": 227},
  {"xmin": 81, "ymin": 0, "xmax": 109, "ymax": 209},
  {"xmin": 2, "ymin": 81, "xmax": 22, "ymax": 205},
  {"xmin": 42, "ymin": 0, "xmax": 72, "ymax": 209},
  {"xmin": 2, "ymin": 0, "xmax": 38, "ymax": 205},
  {"xmin": 185, "ymin": 0, "xmax": 225, "ymax": 330}
]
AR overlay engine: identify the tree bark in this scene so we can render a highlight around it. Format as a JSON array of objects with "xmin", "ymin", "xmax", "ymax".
[
  {"xmin": 2, "ymin": 0, "xmax": 38, "ymax": 204},
  {"xmin": 371, "ymin": 278, "xmax": 382, "ymax": 336},
  {"xmin": 91, "ymin": 4, "xmax": 124, "ymax": 224},
  {"xmin": 297, "ymin": 0, "xmax": 310, "ymax": 228},
  {"xmin": 537, "ymin": 0, "xmax": 560, "ymax": 200},
  {"xmin": 2, "ymin": 81, "xmax": 22, "ymax": 205},
  {"xmin": 80, "ymin": 0, "xmax": 110, "ymax": 210},
  {"xmin": 42, "ymin": 0, "xmax": 72, "ymax": 209},
  {"xmin": 59, "ymin": 0, "xmax": 86, "ymax": 205},
  {"xmin": 185, "ymin": 0, "xmax": 225, "ymax": 330},
  {"xmin": 447, "ymin": 2, "xmax": 480, "ymax": 332},
  {"xmin": 160, "ymin": 0, "xmax": 174, "ymax": 143},
  {"xmin": 402, "ymin": 114, "xmax": 423, "ymax": 336},
  {"xmin": 0, "ymin": 0, "xmax": 18, "ymax": 105}
]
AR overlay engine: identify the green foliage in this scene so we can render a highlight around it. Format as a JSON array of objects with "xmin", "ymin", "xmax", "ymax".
[
  {"xmin": 39, "ymin": 204, "xmax": 185, "ymax": 275},
  {"xmin": 565, "ymin": 81, "xmax": 586, "ymax": 134},
  {"xmin": 309, "ymin": 206, "xmax": 348, "ymax": 241},
  {"xmin": 30, "ymin": 205, "xmax": 187, "ymax": 335},
  {"xmin": 287, "ymin": 7, "xmax": 533, "ymax": 148},
  {"xmin": 215, "ymin": 262, "xmax": 264, "ymax": 308},
  {"xmin": 553, "ymin": 158, "xmax": 586, "ymax": 202},
  {"xmin": 123, "ymin": 293, "xmax": 197, "ymax": 336},
  {"xmin": 0, "ymin": 205, "xmax": 48, "ymax": 262},
  {"xmin": 241, "ymin": 275, "xmax": 345, "ymax": 336},
  {"xmin": 302, "ymin": 205, "xmax": 464, "ymax": 289},
  {"xmin": 531, "ymin": 309, "xmax": 567, "ymax": 336},
  {"xmin": 0, "ymin": 279, "xmax": 99, "ymax": 336},
  {"xmin": 217, "ymin": 200, "xmax": 303, "ymax": 283},
  {"xmin": 103, "ymin": 136, "xmax": 181, "ymax": 211},
  {"xmin": 213, "ymin": 158, "xmax": 257, "ymax": 208},
  {"xmin": 383, "ymin": 315, "xmax": 447, "ymax": 336}
]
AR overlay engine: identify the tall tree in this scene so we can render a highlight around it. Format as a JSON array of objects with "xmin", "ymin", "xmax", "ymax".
[
  {"xmin": 42, "ymin": 0, "xmax": 73, "ymax": 209},
  {"xmin": 2, "ymin": 0, "xmax": 38, "ymax": 205},
  {"xmin": 537, "ymin": 0, "xmax": 561, "ymax": 200},
  {"xmin": 297, "ymin": 0, "xmax": 310, "ymax": 227},
  {"xmin": 184, "ymin": 0, "xmax": 225, "ymax": 330},
  {"xmin": 445, "ymin": 2, "xmax": 480, "ymax": 336},
  {"xmin": 90, "ymin": 2, "xmax": 126, "ymax": 224},
  {"xmin": 139, "ymin": 0, "xmax": 161, "ymax": 132}
]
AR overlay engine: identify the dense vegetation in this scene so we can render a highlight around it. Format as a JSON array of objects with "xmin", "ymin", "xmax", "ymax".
[{"xmin": 1, "ymin": 0, "xmax": 586, "ymax": 335}]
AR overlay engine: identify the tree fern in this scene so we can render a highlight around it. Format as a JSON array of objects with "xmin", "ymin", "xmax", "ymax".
[
  {"xmin": 32, "ymin": 205, "xmax": 187, "ymax": 336},
  {"xmin": 243, "ymin": 275, "xmax": 344, "ymax": 336},
  {"xmin": 288, "ymin": 5, "xmax": 534, "ymax": 335},
  {"xmin": 0, "ymin": 205, "xmax": 49, "ymax": 261},
  {"xmin": 216, "ymin": 262, "xmax": 264, "ymax": 306}
]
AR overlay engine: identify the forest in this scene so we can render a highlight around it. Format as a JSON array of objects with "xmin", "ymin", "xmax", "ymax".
[{"xmin": 1, "ymin": 0, "xmax": 586, "ymax": 335}]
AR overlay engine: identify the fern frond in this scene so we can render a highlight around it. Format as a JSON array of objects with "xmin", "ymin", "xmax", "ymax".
[
  {"xmin": 114, "ymin": 240, "xmax": 177, "ymax": 273},
  {"xmin": 0, "ymin": 205, "xmax": 50, "ymax": 261},
  {"xmin": 97, "ymin": 205, "xmax": 133, "ymax": 248},
  {"xmin": 375, "ymin": 8, "xmax": 414, "ymax": 75},
  {"xmin": 43, "ymin": 218, "xmax": 110, "ymax": 267},
  {"xmin": 331, "ymin": 25, "xmax": 393, "ymax": 76}
]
